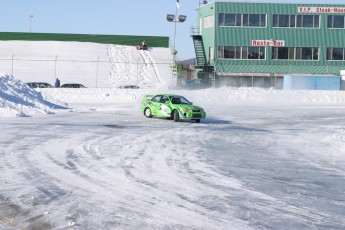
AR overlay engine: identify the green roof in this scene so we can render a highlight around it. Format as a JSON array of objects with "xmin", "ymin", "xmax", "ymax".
[{"xmin": 0, "ymin": 32, "xmax": 169, "ymax": 48}]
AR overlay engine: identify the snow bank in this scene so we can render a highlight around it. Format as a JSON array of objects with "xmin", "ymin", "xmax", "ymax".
[
  {"xmin": 40, "ymin": 86, "xmax": 345, "ymax": 107},
  {"xmin": 2, "ymin": 73, "xmax": 345, "ymax": 118},
  {"xmin": 174, "ymin": 87, "xmax": 345, "ymax": 107},
  {"xmin": 0, "ymin": 73, "xmax": 68, "ymax": 117}
]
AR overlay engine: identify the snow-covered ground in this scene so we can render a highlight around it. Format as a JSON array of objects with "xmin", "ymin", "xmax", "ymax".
[{"xmin": 1, "ymin": 41, "xmax": 345, "ymax": 229}]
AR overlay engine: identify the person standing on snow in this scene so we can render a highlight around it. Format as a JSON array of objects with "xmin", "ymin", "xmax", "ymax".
[
  {"xmin": 141, "ymin": 40, "xmax": 148, "ymax": 50},
  {"xmin": 55, "ymin": 78, "xmax": 60, "ymax": 88}
]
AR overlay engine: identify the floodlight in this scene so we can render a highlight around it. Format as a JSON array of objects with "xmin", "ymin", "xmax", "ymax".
[
  {"xmin": 178, "ymin": 15, "xmax": 187, "ymax": 22},
  {"xmin": 167, "ymin": 14, "xmax": 175, "ymax": 22}
]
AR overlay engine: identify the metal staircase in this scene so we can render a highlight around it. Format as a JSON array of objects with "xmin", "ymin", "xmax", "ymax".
[
  {"xmin": 192, "ymin": 34, "xmax": 207, "ymax": 68},
  {"xmin": 190, "ymin": 27, "xmax": 215, "ymax": 86}
]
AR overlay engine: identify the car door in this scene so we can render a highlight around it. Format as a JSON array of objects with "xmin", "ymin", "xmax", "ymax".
[
  {"xmin": 150, "ymin": 95, "xmax": 162, "ymax": 116},
  {"xmin": 158, "ymin": 96, "xmax": 170, "ymax": 117},
  {"xmin": 150, "ymin": 95, "xmax": 170, "ymax": 117}
]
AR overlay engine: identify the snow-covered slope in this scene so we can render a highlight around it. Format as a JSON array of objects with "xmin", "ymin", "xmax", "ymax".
[{"xmin": 107, "ymin": 45, "xmax": 171, "ymax": 88}]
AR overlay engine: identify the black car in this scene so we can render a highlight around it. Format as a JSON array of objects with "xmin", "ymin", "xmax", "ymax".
[
  {"xmin": 26, "ymin": 82, "xmax": 54, "ymax": 88},
  {"xmin": 60, "ymin": 83, "xmax": 87, "ymax": 88},
  {"xmin": 119, "ymin": 85, "xmax": 140, "ymax": 89},
  {"xmin": 184, "ymin": 79, "xmax": 209, "ymax": 89}
]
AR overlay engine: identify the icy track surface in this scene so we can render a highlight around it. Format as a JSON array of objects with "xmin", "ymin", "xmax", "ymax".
[{"xmin": 1, "ymin": 105, "xmax": 345, "ymax": 229}]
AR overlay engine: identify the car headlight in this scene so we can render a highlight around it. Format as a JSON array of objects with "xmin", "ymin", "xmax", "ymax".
[{"xmin": 182, "ymin": 108, "xmax": 192, "ymax": 113}]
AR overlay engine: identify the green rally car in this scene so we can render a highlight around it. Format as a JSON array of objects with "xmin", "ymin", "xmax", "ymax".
[{"xmin": 141, "ymin": 94, "xmax": 206, "ymax": 123}]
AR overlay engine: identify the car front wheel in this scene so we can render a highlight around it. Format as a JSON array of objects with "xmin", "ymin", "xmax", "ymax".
[
  {"xmin": 173, "ymin": 110, "xmax": 179, "ymax": 122},
  {"xmin": 144, "ymin": 108, "xmax": 153, "ymax": 118}
]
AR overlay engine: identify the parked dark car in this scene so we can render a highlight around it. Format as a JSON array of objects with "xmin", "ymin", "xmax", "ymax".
[
  {"xmin": 184, "ymin": 79, "xmax": 209, "ymax": 89},
  {"xmin": 26, "ymin": 82, "xmax": 54, "ymax": 88},
  {"xmin": 60, "ymin": 83, "xmax": 87, "ymax": 88},
  {"xmin": 119, "ymin": 85, "xmax": 140, "ymax": 89}
]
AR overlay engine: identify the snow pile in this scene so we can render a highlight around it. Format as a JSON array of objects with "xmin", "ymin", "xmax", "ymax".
[{"xmin": 0, "ymin": 73, "xmax": 68, "ymax": 117}]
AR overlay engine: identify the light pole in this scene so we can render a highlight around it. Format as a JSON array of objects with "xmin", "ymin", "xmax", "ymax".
[
  {"xmin": 29, "ymin": 14, "xmax": 33, "ymax": 33},
  {"xmin": 198, "ymin": 0, "xmax": 208, "ymax": 16},
  {"xmin": 167, "ymin": 11, "xmax": 186, "ymax": 87}
]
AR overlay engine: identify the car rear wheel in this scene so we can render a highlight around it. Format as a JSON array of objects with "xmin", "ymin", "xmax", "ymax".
[
  {"xmin": 144, "ymin": 108, "xmax": 153, "ymax": 118},
  {"xmin": 173, "ymin": 110, "xmax": 179, "ymax": 122}
]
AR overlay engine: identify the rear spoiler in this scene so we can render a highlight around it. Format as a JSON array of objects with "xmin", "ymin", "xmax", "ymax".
[
  {"xmin": 143, "ymin": 95, "xmax": 154, "ymax": 100},
  {"xmin": 141, "ymin": 95, "xmax": 154, "ymax": 105}
]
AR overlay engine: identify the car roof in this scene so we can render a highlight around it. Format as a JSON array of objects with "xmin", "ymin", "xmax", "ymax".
[
  {"xmin": 152, "ymin": 94, "xmax": 184, "ymax": 97},
  {"xmin": 62, "ymin": 83, "xmax": 83, "ymax": 85}
]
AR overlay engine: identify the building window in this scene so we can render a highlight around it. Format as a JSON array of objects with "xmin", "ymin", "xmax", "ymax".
[
  {"xmin": 272, "ymin": 47, "xmax": 295, "ymax": 59},
  {"xmin": 224, "ymin": 46, "xmax": 241, "ymax": 59},
  {"xmin": 218, "ymin": 46, "xmax": 265, "ymax": 59},
  {"xmin": 327, "ymin": 48, "xmax": 345, "ymax": 60},
  {"xmin": 219, "ymin": 13, "xmax": 266, "ymax": 27},
  {"xmin": 272, "ymin": 47, "xmax": 319, "ymax": 60},
  {"xmin": 273, "ymin": 14, "xmax": 319, "ymax": 28},
  {"xmin": 328, "ymin": 15, "xmax": 345, "ymax": 29},
  {"xmin": 296, "ymin": 15, "xmax": 319, "ymax": 28},
  {"xmin": 273, "ymin": 14, "xmax": 295, "ymax": 27},
  {"xmin": 204, "ymin": 15, "xmax": 215, "ymax": 29}
]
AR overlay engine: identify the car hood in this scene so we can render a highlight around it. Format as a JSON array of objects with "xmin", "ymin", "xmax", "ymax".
[{"xmin": 174, "ymin": 104, "xmax": 203, "ymax": 110}]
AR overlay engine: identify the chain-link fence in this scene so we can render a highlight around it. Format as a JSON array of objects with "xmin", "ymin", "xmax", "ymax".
[{"xmin": 0, "ymin": 55, "xmax": 173, "ymax": 88}]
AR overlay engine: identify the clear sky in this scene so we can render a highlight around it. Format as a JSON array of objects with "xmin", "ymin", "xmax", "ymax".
[{"xmin": 2, "ymin": 0, "xmax": 345, "ymax": 60}]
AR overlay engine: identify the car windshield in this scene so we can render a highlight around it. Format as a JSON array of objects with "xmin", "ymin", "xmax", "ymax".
[{"xmin": 169, "ymin": 96, "xmax": 191, "ymax": 105}]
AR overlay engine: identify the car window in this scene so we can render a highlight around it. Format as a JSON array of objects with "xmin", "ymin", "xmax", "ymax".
[
  {"xmin": 169, "ymin": 96, "xmax": 191, "ymax": 104},
  {"xmin": 160, "ymin": 96, "xmax": 169, "ymax": 103},
  {"xmin": 151, "ymin": 95, "xmax": 162, "ymax": 103}
]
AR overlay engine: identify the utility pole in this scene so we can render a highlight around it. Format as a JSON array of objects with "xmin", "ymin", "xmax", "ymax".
[{"xmin": 29, "ymin": 14, "xmax": 33, "ymax": 33}]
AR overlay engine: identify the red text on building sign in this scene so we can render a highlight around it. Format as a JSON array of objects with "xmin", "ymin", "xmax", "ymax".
[
  {"xmin": 252, "ymin": 40, "xmax": 285, "ymax": 47},
  {"xmin": 298, "ymin": 7, "xmax": 345, "ymax": 13}
]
